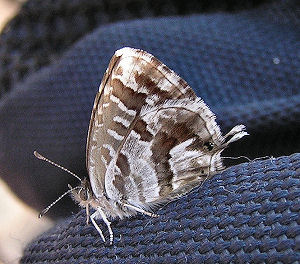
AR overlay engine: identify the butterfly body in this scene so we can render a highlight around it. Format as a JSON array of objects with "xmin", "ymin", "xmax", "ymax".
[{"xmin": 70, "ymin": 47, "xmax": 248, "ymax": 243}]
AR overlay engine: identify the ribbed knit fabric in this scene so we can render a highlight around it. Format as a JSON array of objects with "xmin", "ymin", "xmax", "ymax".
[
  {"xmin": 0, "ymin": 0, "xmax": 271, "ymax": 97},
  {"xmin": 0, "ymin": 0, "xmax": 299, "ymax": 262},
  {"xmin": 22, "ymin": 154, "xmax": 300, "ymax": 263}
]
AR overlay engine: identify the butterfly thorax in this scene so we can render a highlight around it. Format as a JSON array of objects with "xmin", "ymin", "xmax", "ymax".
[{"xmin": 71, "ymin": 177, "xmax": 136, "ymax": 219}]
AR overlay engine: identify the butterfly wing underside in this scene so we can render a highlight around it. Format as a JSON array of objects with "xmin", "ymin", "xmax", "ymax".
[
  {"xmin": 114, "ymin": 98, "xmax": 226, "ymax": 209},
  {"xmin": 86, "ymin": 47, "xmax": 198, "ymax": 202}
]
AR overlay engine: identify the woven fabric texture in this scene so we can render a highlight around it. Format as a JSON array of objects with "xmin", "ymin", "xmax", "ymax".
[
  {"xmin": 0, "ymin": 0, "xmax": 298, "ymax": 262},
  {"xmin": 22, "ymin": 154, "xmax": 300, "ymax": 263},
  {"xmin": 0, "ymin": 0, "xmax": 270, "ymax": 98}
]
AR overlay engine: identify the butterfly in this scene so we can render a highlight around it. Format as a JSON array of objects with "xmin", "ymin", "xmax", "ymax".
[{"xmin": 36, "ymin": 47, "xmax": 247, "ymax": 244}]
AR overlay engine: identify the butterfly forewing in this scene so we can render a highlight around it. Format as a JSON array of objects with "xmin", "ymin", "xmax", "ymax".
[{"xmin": 86, "ymin": 48, "xmax": 199, "ymax": 200}]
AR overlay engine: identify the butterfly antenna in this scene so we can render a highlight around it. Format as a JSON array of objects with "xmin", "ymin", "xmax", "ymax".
[
  {"xmin": 38, "ymin": 186, "xmax": 81, "ymax": 218},
  {"xmin": 222, "ymin": 155, "xmax": 251, "ymax": 162},
  {"xmin": 33, "ymin": 150, "xmax": 82, "ymax": 182}
]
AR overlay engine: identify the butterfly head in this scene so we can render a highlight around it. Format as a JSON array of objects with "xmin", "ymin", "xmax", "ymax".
[{"xmin": 70, "ymin": 177, "xmax": 94, "ymax": 206}]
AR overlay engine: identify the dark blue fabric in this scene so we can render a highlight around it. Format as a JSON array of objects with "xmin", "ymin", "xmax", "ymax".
[
  {"xmin": 22, "ymin": 154, "xmax": 300, "ymax": 263},
  {"xmin": 0, "ymin": 0, "xmax": 265, "ymax": 97},
  {"xmin": 0, "ymin": 0, "xmax": 298, "ymax": 262}
]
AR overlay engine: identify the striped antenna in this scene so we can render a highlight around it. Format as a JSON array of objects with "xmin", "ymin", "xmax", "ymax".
[
  {"xmin": 33, "ymin": 150, "xmax": 83, "ymax": 217},
  {"xmin": 33, "ymin": 151, "xmax": 82, "ymax": 182},
  {"xmin": 38, "ymin": 186, "xmax": 81, "ymax": 218}
]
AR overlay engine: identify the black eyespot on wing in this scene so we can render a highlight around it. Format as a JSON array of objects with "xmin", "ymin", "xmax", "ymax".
[{"xmin": 204, "ymin": 141, "xmax": 214, "ymax": 151}]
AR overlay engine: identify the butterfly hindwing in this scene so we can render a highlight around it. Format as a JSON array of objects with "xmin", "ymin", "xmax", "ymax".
[{"xmin": 105, "ymin": 97, "xmax": 228, "ymax": 209}]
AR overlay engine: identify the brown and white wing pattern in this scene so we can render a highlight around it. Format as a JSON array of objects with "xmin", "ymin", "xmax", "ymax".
[
  {"xmin": 105, "ymin": 98, "xmax": 247, "ymax": 211},
  {"xmin": 86, "ymin": 47, "xmax": 197, "ymax": 203},
  {"xmin": 86, "ymin": 47, "xmax": 247, "ymax": 216}
]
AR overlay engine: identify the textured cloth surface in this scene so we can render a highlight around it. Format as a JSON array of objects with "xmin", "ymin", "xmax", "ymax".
[
  {"xmin": 22, "ymin": 154, "xmax": 300, "ymax": 263},
  {"xmin": 0, "ymin": 0, "xmax": 270, "ymax": 98},
  {"xmin": 0, "ymin": 0, "xmax": 299, "ymax": 262}
]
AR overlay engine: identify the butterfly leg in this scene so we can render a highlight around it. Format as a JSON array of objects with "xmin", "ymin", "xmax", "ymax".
[
  {"xmin": 85, "ymin": 205, "xmax": 90, "ymax": 225},
  {"xmin": 96, "ymin": 206, "xmax": 114, "ymax": 245},
  {"xmin": 121, "ymin": 202, "xmax": 159, "ymax": 218},
  {"xmin": 90, "ymin": 211, "xmax": 106, "ymax": 243}
]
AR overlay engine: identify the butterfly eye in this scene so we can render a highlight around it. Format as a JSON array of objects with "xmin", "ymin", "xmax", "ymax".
[
  {"xmin": 79, "ymin": 188, "xmax": 89, "ymax": 201},
  {"xmin": 204, "ymin": 141, "xmax": 214, "ymax": 151}
]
